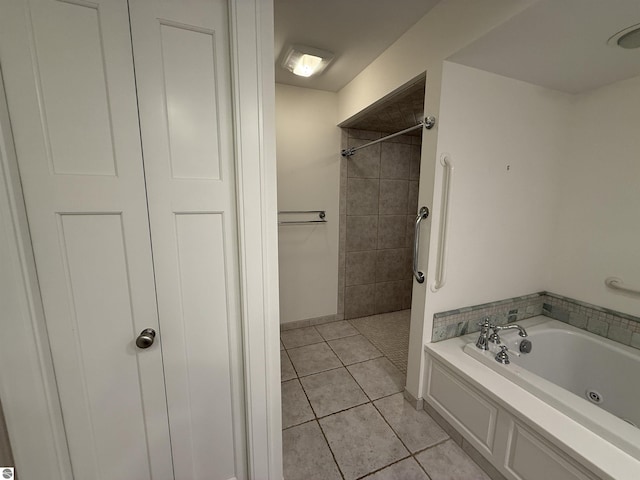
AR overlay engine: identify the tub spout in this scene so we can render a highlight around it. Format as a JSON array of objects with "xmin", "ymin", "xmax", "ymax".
[{"xmin": 495, "ymin": 324, "xmax": 528, "ymax": 337}]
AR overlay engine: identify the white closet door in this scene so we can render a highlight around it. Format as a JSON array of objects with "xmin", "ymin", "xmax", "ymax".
[
  {"xmin": 128, "ymin": 1, "xmax": 246, "ymax": 479},
  {"xmin": 0, "ymin": 1, "xmax": 173, "ymax": 479}
]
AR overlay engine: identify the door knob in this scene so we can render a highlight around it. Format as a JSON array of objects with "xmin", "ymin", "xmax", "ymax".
[{"xmin": 136, "ymin": 328, "xmax": 156, "ymax": 349}]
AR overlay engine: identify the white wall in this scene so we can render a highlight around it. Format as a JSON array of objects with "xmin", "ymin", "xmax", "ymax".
[
  {"xmin": 547, "ymin": 74, "xmax": 640, "ymax": 317},
  {"xmin": 280, "ymin": 0, "xmax": 639, "ymax": 401},
  {"xmin": 337, "ymin": 0, "xmax": 534, "ymax": 124},
  {"xmin": 406, "ymin": 61, "xmax": 573, "ymax": 400},
  {"xmin": 275, "ymin": 84, "xmax": 341, "ymax": 324},
  {"xmin": 426, "ymin": 62, "xmax": 570, "ymax": 312},
  {"xmin": 335, "ymin": 0, "xmax": 537, "ymax": 398},
  {"xmin": 421, "ymin": 64, "xmax": 640, "ymax": 407}
]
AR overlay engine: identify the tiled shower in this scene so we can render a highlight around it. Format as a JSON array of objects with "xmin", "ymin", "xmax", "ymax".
[{"xmin": 337, "ymin": 129, "xmax": 422, "ymax": 319}]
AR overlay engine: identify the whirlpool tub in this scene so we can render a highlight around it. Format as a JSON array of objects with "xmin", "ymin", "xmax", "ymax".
[
  {"xmin": 463, "ymin": 317, "xmax": 640, "ymax": 459},
  {"xmin": 424, "ymin": 315, "xmax": 640, "ymax": 480}
]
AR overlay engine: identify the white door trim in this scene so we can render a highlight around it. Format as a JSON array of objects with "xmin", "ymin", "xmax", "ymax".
[
  {"xmin": 228, "ymin": 1, "xmax": 282, "ymax": 478},
  {"xmin": 0, "ymin": 67, "xmax": 72, "ymax": 480},
  {"xmin": 0, "ymin": 0, "xmax": 282, "ymax": 477}
]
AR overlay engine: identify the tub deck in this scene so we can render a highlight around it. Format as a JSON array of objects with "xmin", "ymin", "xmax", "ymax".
[
  {"xmin": 425, "ymin": 317, "xmax": 640, "ymax": 480},
  {"xmin": 464, "ymin": 317, "xmax": 640, "ymax": 460}
]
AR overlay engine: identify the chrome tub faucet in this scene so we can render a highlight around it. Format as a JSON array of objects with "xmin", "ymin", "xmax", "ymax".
[
  {"xmin": 475, "ymin": 318, "xmax": 528, "ymax": 351},
  {"xmin": 494, "ymin": 323, "xmax": 528, "ymax": 338},
  {"xmin": 475, "ymin": 318, "xmax": 493, "ymax": 350}
]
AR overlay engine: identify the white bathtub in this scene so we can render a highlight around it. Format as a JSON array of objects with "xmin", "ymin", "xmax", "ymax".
[{"xmin": 463, "ymin": 316, "xmax": 640, "ymax": 460}]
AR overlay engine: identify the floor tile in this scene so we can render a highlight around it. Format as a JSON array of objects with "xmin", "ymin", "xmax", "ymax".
[
  {"xmin": 415, "ymin": 439, "xmax": 490, "ymax": 480},
  {"xmin": 362, "ymin": 458, "xmax": 429, "ymax": 480},
  {"xmin": 320, "ymin": 403, "xmax": 408, "ymax": 480},
  {"xmin": 328, "ymin": 335, "xmax": 383, "ymax": 365},
  {"xmin": 300, "ymin": 367, "xmax": 368, "ymax": 417},
  {"xmin": 281, "ymin": 379, "xmax": 314, "ymax": 429},
  {"xmin": 461, "ymin": 439, "xmax": 508, "ymax": 480},
  {"xmin": 280, "ymin": 340, "xmax": 284, "ymax": 350},
  {"xmin": 281, "ymin": 350, "xmax": 296, "ymax": 381},
  {"xmin": 374, "ymin": 393, "xmax": 448, "ymax": 452},
  {"xmin": 348, "ymin": 357, "xmax": 405, "ymax": 400},
  {"xmin": 349, "ymin": 310, "xmax": 410, "ymax": 373},
  {"xmin": 283, "ymin": 421, "xmax": 342, "ymax": 480},
  {"xmin": 315, "ymin": 321, "xmax": 359, "ymax": 341},
  {"xmin": 288, "ymin": 342, "xmax": 342, "ymax": 377},
  {"xmin": 281, "ymin": 326, "xmax": 324, "ymax": 349}
]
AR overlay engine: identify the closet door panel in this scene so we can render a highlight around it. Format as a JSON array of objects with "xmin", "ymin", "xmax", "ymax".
[
  {"xmin": 160, "ymin": 23, "xmax": 221, "ymax": 180},
  {"xmin": 129, "ymin": 1, "xmax": 246, "ymax": 479},
  {"xmin": 30, "ymin": 0, "xmax": 116, "ymax": 175},
  {"xmin": 57, "ymin": 214, "xmax": 153, "ymax": 473},
  {"xmin": 174, "ymin": 213, "xmax": 236, "ymax": 474},
  {"xmin": 0, "ymin": 1, "xmax": 174, "ymax": 478}
]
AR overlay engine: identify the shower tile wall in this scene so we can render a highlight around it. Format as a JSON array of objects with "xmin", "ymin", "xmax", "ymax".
[{"xmin": 338, "ymin": 129, "xmax": 421, "ymax": 320}]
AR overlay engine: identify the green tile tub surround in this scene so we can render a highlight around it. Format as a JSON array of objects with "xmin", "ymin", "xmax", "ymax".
[
  {"xmin": 431, "ymin": 291, "xmax": 640, "ymax": 350},
  {"xmin": 432, "ymin": 293, "xmax": 544, "ymax": 342},
  {"xmin": 542, "ymin": 292, "xmax": 640, "ymax": 347}
]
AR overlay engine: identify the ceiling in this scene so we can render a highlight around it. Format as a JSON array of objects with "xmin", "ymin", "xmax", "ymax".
[
  {"xmin": 448, "ymin": 0, "xmax": 640, "ymax": 94},
  {"xmin": 274, "ymin": 0, "xmax": 440, "ymax": 92},
  {"xmin": 274, "ymin": 0, "xmax": 640, "ymax": 129},
  {"xmin": 341, "ymin": 76, "xmax": 426, "ymax": 134}
]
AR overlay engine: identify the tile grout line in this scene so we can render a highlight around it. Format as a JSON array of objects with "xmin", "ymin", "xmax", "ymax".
[
  {"xmin": 356, "ymin": 454, "xmax": 434, "ymax": 480},
  {"xmin": 298, "ymin": 349, "xmax": 369, "ymax": 419},
  {"xmin": 299, "ymin": 340, "xmax": 347, "ymax": 479},
  {"xmin": 354, "ymin": 454, "xmax": 413, "ymax": 480},
  {"xmin": 282, "ymin": 319, "xmax": 483, "ymax": 480},
  {"xmin": 318, "ymin": 331, "xmax": 360, "ymax": 342},
  {"xmin": 323, "ymin": 336, "xmax": 384, "ymax": 404},
  {"xmin": 285, "ymin": 331, "xmax": 404, "ymax": 405},
  {"xmin": 411, "ymin": 436, "xmax": 451, "ymax": 457},
  {"xmin": 283, "ymin": 385, "xmax": 412, "ymax": 429},
  {"xmin": 282, "ymin": 343, "xmax": 300, "ymax": 378},
  {"xmin": 290, "ymin": 333, "xmax": 378, "ymax": 480},
  {"xmin": 286, "ymin": 341, "xmax": 385, "ymax": 376},
  {"xmin": 283, "ymin": 326, "xmax": 436, "ymax": 480},
  {"xmin": 347, "ymin": 316, "xmax": 409, "ymax": 373},
  {"xmin": 323, "ymin": 333, "xmax": 436, "ymax": 480},
  {"xmin": 280, "ymin": 417, "xmax": 316, "ymax": 432},
  {"xmin": 367, "ymin": 397, "xmax": 436, "ymax": 480},
  {"xmin": 280, "ymin": 324, "xmax": 324, "ymax": 350},
  {"xmin": 368, "ymin": 401, "xmax": 457, "ymax": 480},
  {"xmin": 323, "ymin": 337, "xmax": 424, "ymax": 479},
  {"xmin": 291, "ymin": 393, "xmax": 446, "ymax": 479},
  {"xmin": 315, "ymin": 416, "xmax": 347, "ymax": 480},
  {"xmin": 284, "ymin": 339, "xmax": 347, "ymax": 480},
  {"xmin": 314, "ymin": 336, "xmax": 403, "ymax": 478}
]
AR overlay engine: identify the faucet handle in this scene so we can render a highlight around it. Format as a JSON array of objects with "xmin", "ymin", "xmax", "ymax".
[
  {"xmin": 495, "ymin": 345, "xmax": 510, "ymax": 365},
  {"xmin": 477, "ymin": 317, "xmax": 492, "ymax": 328}
]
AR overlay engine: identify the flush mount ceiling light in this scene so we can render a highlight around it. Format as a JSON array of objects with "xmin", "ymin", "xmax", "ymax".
[
  {"xmin": 607, "ymin": 23, "xmax": 640, "ymax": 49},
  {"xmin": 280, "ymin": 44, "xmax": 334, "ymax": 77}
]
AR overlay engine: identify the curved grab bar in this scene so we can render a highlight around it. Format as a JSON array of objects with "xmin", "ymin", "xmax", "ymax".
[
  {"xmin": 605, "ymin": 277, "xmax": 640, "ymax": 296},
  {"xmin": 413, "ymin": 206, "xmax": 430, "ymax": 283},
  {"xmin": 431, "ymin": 154, "xmax": 452, "ymax": 292}
]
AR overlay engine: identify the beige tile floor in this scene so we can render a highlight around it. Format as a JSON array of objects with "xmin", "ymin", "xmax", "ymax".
[
  {"xmin": 349, "ymin": 310, "xmax": 411, "ymax": 373},
  {"xmin": 281, "ymin": 315, "xmax": 492, "ymax": 480}
]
